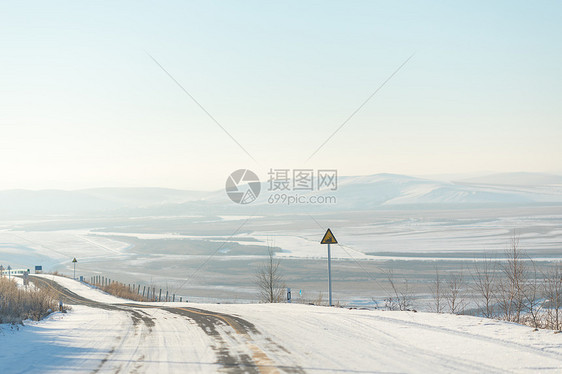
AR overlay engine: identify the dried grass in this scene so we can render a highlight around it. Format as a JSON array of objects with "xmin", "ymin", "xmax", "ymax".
[
  {"xmin": 0, "ymin": 277, "xmax": 58, "ymax": 324},
  {"xmin": 99, "ymin": 282, "xmax": 148, "ymax": 302}
]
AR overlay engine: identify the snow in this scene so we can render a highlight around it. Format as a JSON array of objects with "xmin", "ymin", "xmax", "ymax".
[
  {"xmin": 0, "ymin": 305, "xmax": 217, "ymax": 373},
  {"xmin": 2, "ymin": 276, "xmax": 562, "ymax": 373},
  {"xmin": 35, "ymin": 274, "xmax": 130, "ymax": 304},
  {"xmin": 3, "ymin": 210, "xmax": 562, "ymax": 272},
  {"xmin": 0, "ymin": 229, "xmax": 130, "ymax": 269},
  {"xmin": 205, "ymin": 304, "xmax": 562, "ymax": 373}
]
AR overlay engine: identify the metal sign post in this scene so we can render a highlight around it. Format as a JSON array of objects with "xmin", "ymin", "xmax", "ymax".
[
  {"xmin": 320, "ymin": 228, "xmax": 338, "ymax": 307},
  {"xmin": 327, "ymin": 243, "xmax": 332, "ymax": 306},
  {"xmin": 72, "ymin": 258, "xmax": 77, "ymax": 279}
]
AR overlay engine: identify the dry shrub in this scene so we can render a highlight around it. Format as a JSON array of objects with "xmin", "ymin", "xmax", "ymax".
[
  {"xmin": 49, "ymin": 271, "xmax": 69, "ymax": 278},
  {"xmin": 101, "ymin": 282, "xmax": 148, "ymax": 302},
  {"xmin": 293, "ymin": 291, "xmax": 329, "ymax": 306},
  {"xmin": 0, "ymin": 277, "xmax": 58, "ymax": 324}
]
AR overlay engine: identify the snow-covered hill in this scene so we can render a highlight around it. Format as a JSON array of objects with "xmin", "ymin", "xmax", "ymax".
[
  {"xmin": 254, "ymin": 173, "xmax": 562, "ymax": 210},
  {"xmin": 0, "ymin": 188, "xmax": 206, "ymax": 218},
  {"xmin": 1, "ymin": 173, "xmax": 562, "ymax": 218},
  {"xmin": 458, "ymin": 172, "xmax": 562, "ymax": 186},
  {"xmin": 318, "ymin": 173, "xmax": 539, "ymax": 208}
]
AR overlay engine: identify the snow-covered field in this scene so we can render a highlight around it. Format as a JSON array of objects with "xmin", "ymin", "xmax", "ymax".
[
  {"xmin": 3, "ymin": 211, "xmax": 561, "ymax": 265},
  {"xmin": 0, "ymin": 229, "xmax": 130, "ymax": 268},
  {"xmin": 1, "ymin": 275, "xmax": 562, "ymax": 373},
  {"xmin": 1, "ymin": 207, "xmax": 562, "ymax": 304}
]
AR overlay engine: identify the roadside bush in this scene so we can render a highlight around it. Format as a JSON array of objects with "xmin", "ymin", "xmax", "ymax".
[
  {"xmin": 0, "ymin": 277, "xmax": 58, "ymax": 324},
  {"xmin": 100, "ymin": 282, "xmax": 148, "ymax": 302}
]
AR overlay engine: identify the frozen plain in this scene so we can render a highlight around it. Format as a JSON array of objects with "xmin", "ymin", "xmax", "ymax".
[{"xmin": 1, "ymin": 205, "xmax": 562, "ymax": 303}]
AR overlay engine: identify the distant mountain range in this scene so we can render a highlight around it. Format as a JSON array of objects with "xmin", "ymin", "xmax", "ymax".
[
  {"xmin": 0, "ymin": 173, "xmax": 561, "ymax": 218},
  {"xmin": 456, "ymin": 172, "xmax": 562, "ymax": 186},
  {"xmin": 0, "ymin": 188, "xmax": 206, "ymax": 218},
  {"xmin": 266, "ymin": 173, "xmax": 562, "ymax": 210}
]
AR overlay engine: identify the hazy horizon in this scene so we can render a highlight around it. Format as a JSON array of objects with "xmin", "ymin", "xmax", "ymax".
[
  {"xmin": 0, "ymin": 170, "xmax": 561, "ymax": 192},
  {"xmin": 1, "ymin": 1, "xmax": 561, "ymax": 191}
]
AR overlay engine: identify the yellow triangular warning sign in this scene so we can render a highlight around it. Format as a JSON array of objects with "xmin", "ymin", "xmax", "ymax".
[{"xmin": 321, "ymin": 228, "xmax": 337, "ymax": 244}]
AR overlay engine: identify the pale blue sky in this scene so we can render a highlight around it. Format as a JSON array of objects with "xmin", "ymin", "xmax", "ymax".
[{"xmin": 1, "ymin": 1, "xmax": 560, "ymax": 190}]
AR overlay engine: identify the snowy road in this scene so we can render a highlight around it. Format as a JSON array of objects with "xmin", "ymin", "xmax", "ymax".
[
  {"xmin": 23, "ymin": 276, "xmax": 294, "ymax": 373},
  {"xmin": 1, "ymin": 275, "xmax": 562, "ymax": 373}
]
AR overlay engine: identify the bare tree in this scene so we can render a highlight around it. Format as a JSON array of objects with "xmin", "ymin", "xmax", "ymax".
[
  {"xmin": 445, "ymin": 270, "xmax": 466, "ymax": 314},
  {"xmin": 543, "ymin": 262, "xmax": 562, "ymax": 331},
  {"xmin": 523, "ymin": 258, "xmax": 542, "ymax": 329},
  {"xmin": 497, "ymin": 236, "xmax": 527, "ymax": 323},
  {"xmin": 429, "ymin": 266, "xmax": 444, "ymax": 313},
  {"xmin": 471, "ymin": 255, "xmax": 497, "ymax": 318},
  {"xmin": 385, "ymin": 269, "xmax": 413, "ymax": 311},
  {"xmin": 256, "ymin": 247, "xmax": 285, "ymax": 303}
]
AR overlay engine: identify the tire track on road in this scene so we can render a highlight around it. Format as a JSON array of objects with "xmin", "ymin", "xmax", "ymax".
[{"xmin": 31, "ymin": 276, "xmax": 301, "ymax": 373}]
